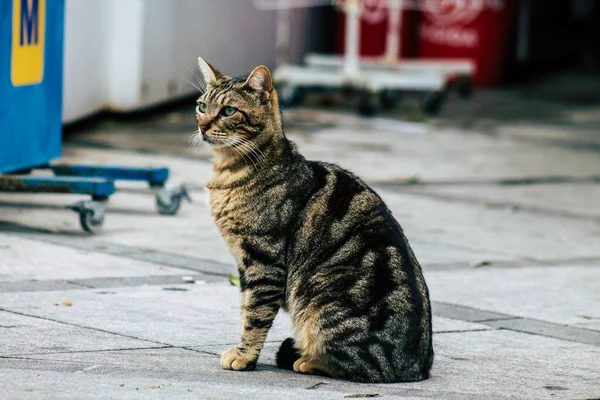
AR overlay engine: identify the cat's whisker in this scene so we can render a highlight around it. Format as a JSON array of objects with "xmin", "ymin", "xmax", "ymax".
[
  {"xmin": 231, "ymin": 137, "xmax": 262, "ymax": 168},
  {"xmin": 234, "ymin": 137, "xmax": 262, "ymax": 169},
  {"xmin": 234, "ymin": 140, "xmax": 259, "ymax": 169},
  {"xmin": 227, "ymin": 136, "xmax": 255, "ymax": 167},
  {"xmin": 237, "ymin": 138, "xmax": 267, "ymax": 167},
  {"xmin": 180, "ymin": 76, "xmax": 204, "ymax": 93},
  {"xmin": 189, "ymin": 131, "xmax": 203, "ymax": 149},
  {"xmin": 186, "ymin": 67, "xmax": 206, "ymax": 92}
]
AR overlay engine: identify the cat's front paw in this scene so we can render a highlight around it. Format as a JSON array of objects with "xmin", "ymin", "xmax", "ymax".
[{"xmin": 221, "ymin": 347, "xmax": 257, "ymax": 371}]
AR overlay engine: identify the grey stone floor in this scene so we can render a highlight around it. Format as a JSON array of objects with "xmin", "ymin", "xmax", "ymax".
[{"xmin": 1, "ymin": 96, "xmax": 599, "ymax": 399}]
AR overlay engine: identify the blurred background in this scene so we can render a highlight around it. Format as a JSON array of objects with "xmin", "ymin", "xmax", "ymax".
[{"xmin": 59, "ymin": 0, "xmax": 600, "ymax": 122}]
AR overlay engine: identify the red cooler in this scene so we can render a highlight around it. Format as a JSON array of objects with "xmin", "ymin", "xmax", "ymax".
[{"xmin": 418, "ymin": 0, "xmax": 518, "ymax": 86}]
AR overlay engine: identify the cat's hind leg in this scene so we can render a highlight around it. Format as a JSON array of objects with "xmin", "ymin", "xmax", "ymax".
[
  {"xmin": 276, "ymin": 338, "xmax": 329, "ymax": 375},
  {"xmin": 291, "ymin": 315, "xmax": 332, "ymax": 376},
  {"xmin": 292, "ymin": 357, "xmax": 327, "ymax": 374}
]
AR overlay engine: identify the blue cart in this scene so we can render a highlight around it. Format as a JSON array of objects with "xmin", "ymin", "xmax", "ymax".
[{"xmin": 0, "ymin": 0, "xmax": 189, "ymax": 233}]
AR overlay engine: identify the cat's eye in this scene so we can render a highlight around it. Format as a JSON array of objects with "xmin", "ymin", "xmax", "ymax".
[
  {"xmin": 198, "ymin": 102, "xmax": 207, "ymax": 113},
  {"xmin": 222, "ymin": 106, "xmax": 237, "ymax": 117}
]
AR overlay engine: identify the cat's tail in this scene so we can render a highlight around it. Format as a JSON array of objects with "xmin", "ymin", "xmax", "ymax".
[{"xmin": 275, "ymin": 338, "xmax": 301, "ymax": 370}]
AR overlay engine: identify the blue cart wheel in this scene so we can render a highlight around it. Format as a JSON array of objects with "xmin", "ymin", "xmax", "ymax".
[
  {"xmin": 79, "ymin": 209, "xmax": 104, "ymax": 233},
  {"xmin": 156, "ymin": 194, "xmax": 182, "ymax": 216}
]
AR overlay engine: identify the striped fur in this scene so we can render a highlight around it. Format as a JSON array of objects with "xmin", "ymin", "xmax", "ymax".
[{"xmin": 196, "ymin": 58, "xmax": 433, "ymax": 383}]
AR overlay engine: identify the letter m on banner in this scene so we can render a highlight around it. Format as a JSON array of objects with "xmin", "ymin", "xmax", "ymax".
[
  {"xmin": 11, "ymin": 0, "xmax": 46, "ymax": 86},
  {"xmin": 20, "ymin": 0, "xmax": 39, "ymax": 45}
]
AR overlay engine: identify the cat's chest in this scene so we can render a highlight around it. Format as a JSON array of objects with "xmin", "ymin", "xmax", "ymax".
[{"xmin": 206, "ymin": 187, "xmax": 248, "ymax": 225}]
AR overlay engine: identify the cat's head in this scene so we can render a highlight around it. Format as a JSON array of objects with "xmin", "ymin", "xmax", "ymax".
[{"xmin": 195, "ymin": 57, "xmax": 282, "ymax": 155}]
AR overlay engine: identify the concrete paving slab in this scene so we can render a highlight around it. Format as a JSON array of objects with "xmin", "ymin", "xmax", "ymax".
[
  {"xmin": 422, "ymin": 329, "xmax": 600, "ymax": 399},
  {"xmin": 432, "ymin": 317, "xmax": 492, "ymax": 333},
  {"xmin": 14, "ymin": 233, "xmax": 235, "ymax": 278},
  {"xmin": 406, "ymin": 184, "xmax": 600, "ymax": 220},
  {"xmin": 0, "ymin": 283, "xmax": 293, "ymax": 347},
  {"xmin": 2, "ymin": 329, "xmax": 598, "ymax": 399},
  {"xmin": 0, "ymin": 234, "xmax": 198, "ymax": 284},
  {"xmin": 427, "ymin": 265, "xmax": 600, "ymax": 330},
  {"xmin": 380, "ymin": 190, "xmax": 600, "ymax": 261},
  {"xmin": 0, "ymin": 360, "xmax": 432, "ymax": 400},
  {"xmin": 0, "ymin": 310, "xmax": 157, "ymax": 356}
]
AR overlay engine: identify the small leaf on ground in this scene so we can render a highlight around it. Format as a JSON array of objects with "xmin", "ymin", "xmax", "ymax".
[
  {"xmin": 229, "ymin": 273, "xmax": 240, "ymax": 287},
  {"xmin": 470, "ymin": 260, "xmax": 492, "ymax": 268},
  {"xmin": 392, "ymin": 175, "xmax": 421, "ymax": 185},
  {"xmin": 543, "ymin": 386, "xmax": 568, "ymax": 391},
  {"xmin": 344, "ymin": 395, "xmax": 380, "ymax": 398},
  {"xmin": 55, "ymin": 300, "xmax": 73, "ymax": 307},
  {"xmin": 576, "ymin": 315, "xmax": 598, "ymax": 320}
]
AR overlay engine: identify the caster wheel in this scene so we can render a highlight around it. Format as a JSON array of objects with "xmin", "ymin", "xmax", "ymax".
[
  {"xmin": 79, "ymin": 209, "xmax": 105, "ymax": 233},
  {"xmin": 155, "ymin": 184, "xmax": 191, "ymax": 216},
  {"xmin": 68, "ymin": 200, "xmax": 107, "ymax": 234},
  {"xmin": 379, "ymin": 90, "xmax": 400, "ymax": 110},
  {"xmin": 457, "ymin": 76, "xmax": 473, "ymax": 99},
  {"xmin": 279, "ymin": 86, "xmax": 304, "ymax": 107},
  {"xmin": 156, "ymin": 194, "xmax": 182, "ymax": 216},
  {"xmin": 357, "ymin": 96, "xmax": 378, "ymax": 117},
  {"xmin": 420, "ymin": 91, "xmax": 445, "ymax": 115}
]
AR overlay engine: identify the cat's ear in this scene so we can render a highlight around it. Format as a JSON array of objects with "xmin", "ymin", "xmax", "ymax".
[
  {"xmin": 198, "ymin": 57, "xmax": 225, "ymax": 85},
  {"xmin": 244, "ymin": 65, "xmax": 273, "ymax": 97}
]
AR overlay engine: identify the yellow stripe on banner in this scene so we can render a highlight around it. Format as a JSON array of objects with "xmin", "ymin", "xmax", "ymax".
[{"xmin": 11, "ymin": 0, "xmax": 46, "ymax": 86}]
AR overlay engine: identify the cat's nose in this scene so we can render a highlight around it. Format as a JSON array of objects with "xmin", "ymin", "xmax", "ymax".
[{"xmin": 199, "ymin": 124, "xmax": 209, "ymax": 133}]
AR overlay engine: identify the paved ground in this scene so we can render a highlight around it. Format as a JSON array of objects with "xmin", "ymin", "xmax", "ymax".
[{"xmin": 1, "ymin": 89, "xmax": 600, "ymax": 399}]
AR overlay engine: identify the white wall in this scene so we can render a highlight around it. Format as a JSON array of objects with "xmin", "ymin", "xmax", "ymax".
[
  {"xmin": 62, "ymin": 0, "xmax": 110, "ymax": 122},
  {"xmin": 63, "ymin": 0, "xmax": 320, "ymax": 123}
]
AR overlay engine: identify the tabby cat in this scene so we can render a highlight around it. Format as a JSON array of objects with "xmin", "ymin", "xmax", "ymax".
[{"xmin": 196, "ymin": 57, "xmax": 433, "ymax": 383}]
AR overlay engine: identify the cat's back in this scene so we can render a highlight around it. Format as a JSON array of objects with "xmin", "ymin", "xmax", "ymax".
[{"xmin": 291, "ymin": 160, "xmax": 402, "ymax": 259}]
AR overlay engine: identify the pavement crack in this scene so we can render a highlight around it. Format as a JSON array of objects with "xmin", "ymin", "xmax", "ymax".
[
  {"xmin": 473, "ymin": 317, "xmax": 522, "ymax": 323},
  {"xmin": 374, "ymin": 175, "xmax": 600, "ymax": 187},
  {"xmin": 65, "ymin": 280, "xmax": 96, "ymax": 289},
  {"xmin": 4, "ymin": 346, "xmax": 174, "ymax": 358},
  {"xmin": 178, "ymin": 347, "xmax": 220, "ymax": 357},
  {"xmin": 434, "ymin": 328, "xmax": 498, "ymax": 334}
]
